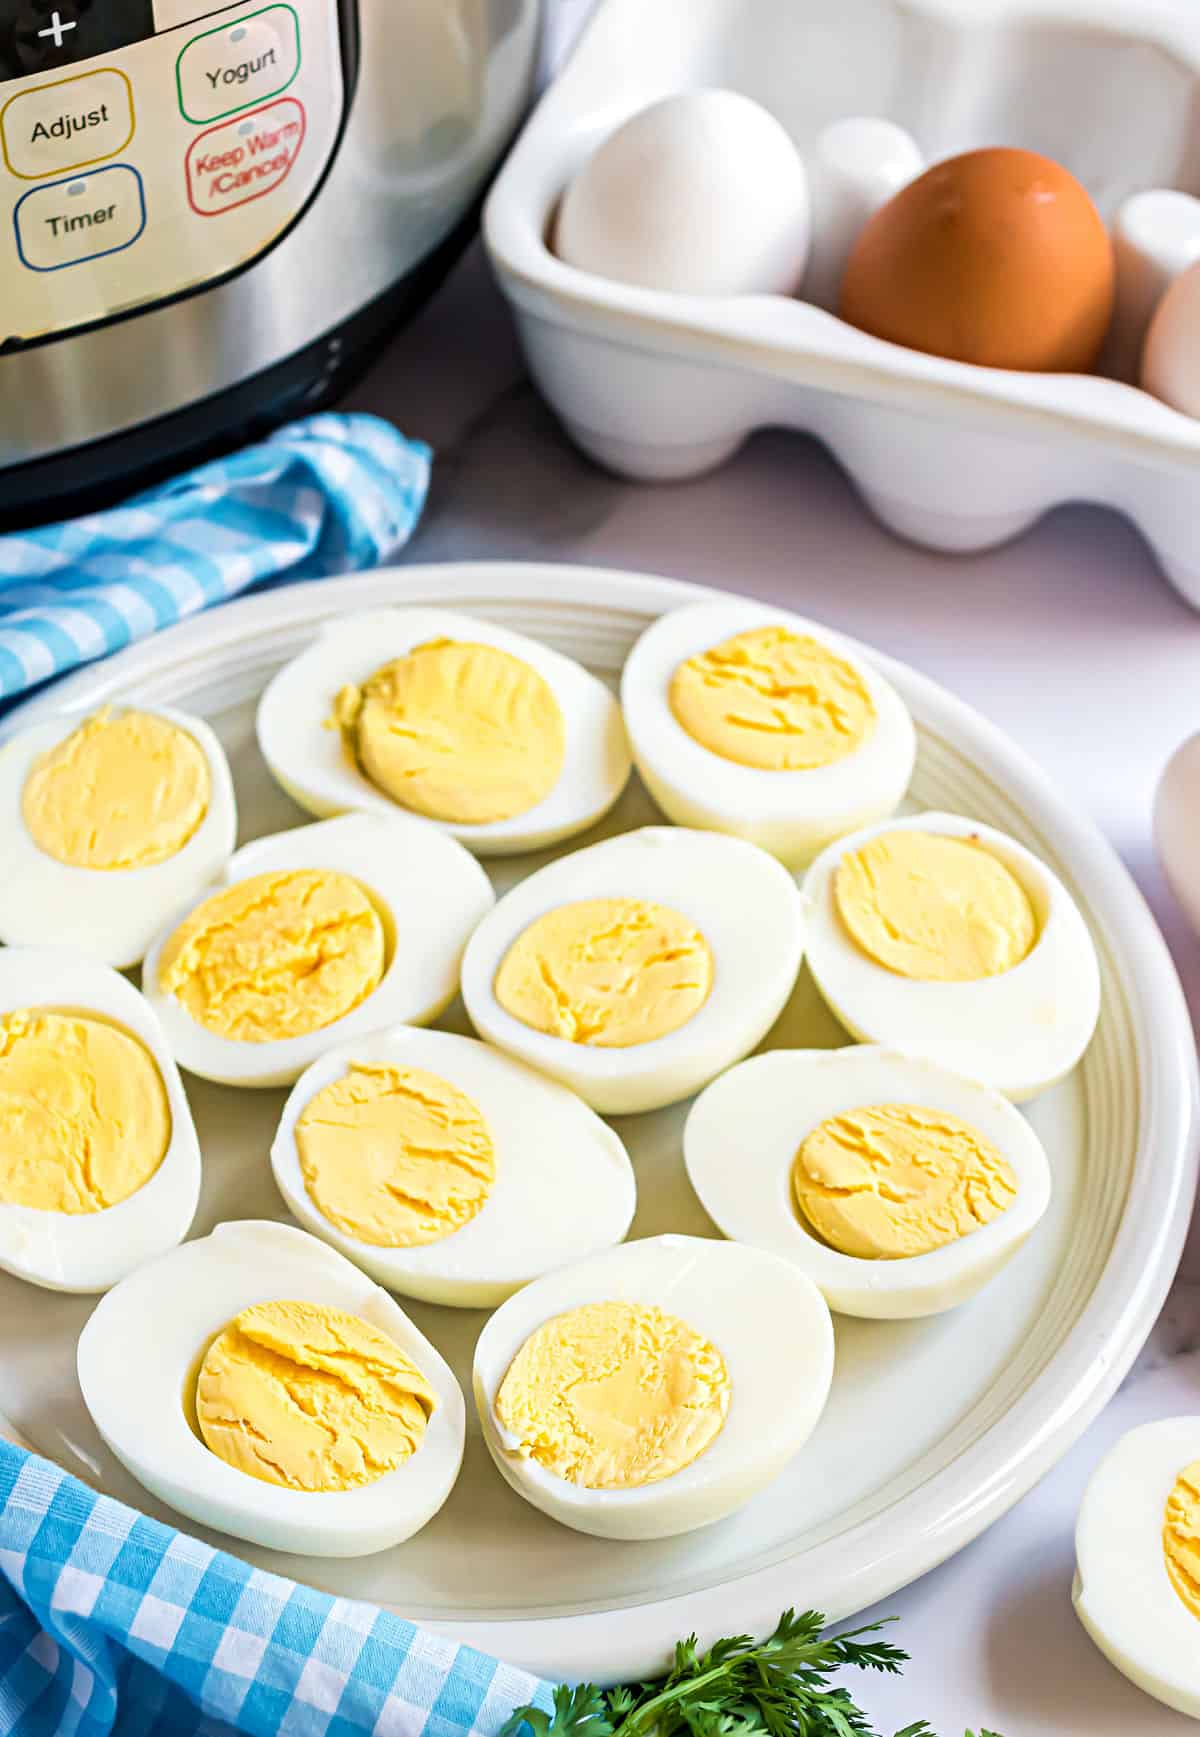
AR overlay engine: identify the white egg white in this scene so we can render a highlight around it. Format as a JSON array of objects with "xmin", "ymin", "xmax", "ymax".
[
  {"xmin": 0, "ymin": 705, "xmax": 237, "ymax": 968},
  {"xmin": 142, "ymin": 812, "xmax": 495, "ymax": 1088},
  {"xmin": 1074, "ymin": 1416, "xmax": 1200, "ymax": 1721},
  {"xmin": 0, "ymin": 948, "xmax": 200, "ymax": 1293},
  {"xmin": 684, "ymin": 1045, "xmax": 1052, "ymax": 1319},
  {"xmin": 271, "ymin": 1026, "xmax": 637, "ymax": 1307},
  {"xmin": 460, "ymin": 826, "xmax": 806, "ymax": 1115},
  {"xmin": 620, "ymin": 599, "xmax": 915, "ymax": 866},
  {"xmin": 77, "ymin": 1220, "xmax": 466, "ymax": 1557},
  {"xmin": 473, "ymin": 1234, "xmax": 834, "ymax": 1540},
  {"xmin": 802, "ymin": 811, "xmax": 1101, "ymax": 1102},
  {"xmin": 255, "ymin": 608, "xmax": 632, "ymax": 855}
]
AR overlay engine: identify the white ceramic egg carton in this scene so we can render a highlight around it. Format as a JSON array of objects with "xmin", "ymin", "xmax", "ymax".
[{"xmin": 485, "ymin": 0, "xmax": 1200, "ymax": 606}]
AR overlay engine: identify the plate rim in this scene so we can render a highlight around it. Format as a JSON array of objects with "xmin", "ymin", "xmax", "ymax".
[{"xmin": 3, "ymin": 559, "xmax": 1197, "ymax": 1683}]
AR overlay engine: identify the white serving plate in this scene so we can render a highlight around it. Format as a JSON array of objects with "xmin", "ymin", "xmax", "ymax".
[
  {"xmin": 486, "ymin": 0, "xmax": 1200, "ymax": 608},
  {"xmin": 0, "ymin": 562, "xmax": 1194, "ymax": 1684}
]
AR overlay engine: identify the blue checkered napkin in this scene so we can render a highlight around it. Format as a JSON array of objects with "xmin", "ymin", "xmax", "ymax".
[
  {"xmin": 0, "ymin": 1442, "xmax": 552, "ymax": 1737},
  {"xmin": 0, "ymin": 413, "xmax": 432, "ymax": 706}
]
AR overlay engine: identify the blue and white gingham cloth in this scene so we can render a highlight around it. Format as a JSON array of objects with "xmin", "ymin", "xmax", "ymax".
[
  {"xmin": 0, "ymin": 413, "xmax": 432, "ymax": 706},
  {"xmin": 0, "ymin": 1442, "xmax": 553, "ymax": 1737}
]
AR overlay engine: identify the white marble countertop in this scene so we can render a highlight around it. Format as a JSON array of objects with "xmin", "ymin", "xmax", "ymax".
[{"xmin": 343, "ymin": 239, "xmax": 1200, "ymax": 1734}]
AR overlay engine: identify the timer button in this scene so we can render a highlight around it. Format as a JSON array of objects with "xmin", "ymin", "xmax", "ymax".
[
  {"xmin": 176, "ymin": 3, "xmax": 300, "ymax": 126},
  {"xmin": 14, "ymin": 162, "xmax": 145, "ymax": 271},
  {"xmin": 1, "ymin": 68, "xmax": 134, "ymax": 179}
]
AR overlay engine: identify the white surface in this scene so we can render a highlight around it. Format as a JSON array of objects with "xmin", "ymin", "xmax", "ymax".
[
  {"xmin": 486, "ymin": 0, "xmax": 1200, "ymax": 606},
  {"xmin": 0, "ymin": 564, "xmax": 1192, "ymax": 1699}
]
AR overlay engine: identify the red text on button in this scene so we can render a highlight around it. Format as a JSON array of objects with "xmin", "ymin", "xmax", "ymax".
[{"xmin": 185, "ymin": 96, "xmax": 305, "ymax": 216}]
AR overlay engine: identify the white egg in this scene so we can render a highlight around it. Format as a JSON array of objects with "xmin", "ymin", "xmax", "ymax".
[
  {"xmin": 460, "ymin": 826, "xmax": 806, "ymax": 1115},
  {"xmin": 802, "ymin": 812, "xmax": 1100, "ymax": 1101},
  {"xmin": 0, "ymin": 948, "xmax": 200, "ymax": 1293},
  {"xmin": 1074, "ymin": 1417, "xmax": 1200, "ymax": 1720},
  {"xmin": 0, "ymin": 705, "xmax": 236, "ymax": 968},
  {"xmin": 77, "ymin": 1220, "xmax": 465, "ymax": 1557},
  {"xmin": 620, "ymin": 600, "xmax": 915, "ymax": 867},
  {"xmin": 684, "ymin": 1045, "xmax": 1051, "ymax": 1318},
  {"xmin": 1142, "ymin": 257, "xmax": 1200, "ymax": 416},
  {"xmin": 555, "ymin": 90, "xmax": 811, "ymax": 298},
  {"xmin": 473, "ymin": 1234, "xmax": 834, "ymax": 1540},
  {"xmin": 256, "ymin": 608, "xmax": 631, "ymax": 855},
  {"xmin": 1154, "ymin": 730, "xmax": 1200, "ymax": 938},
  {"xmin": 271, "ymin": 1025, "xmax": 637, "ymax": 1307},
  {"xmin": 142, "ymin": 812, "xmax": 495, "ymax": 1088}
]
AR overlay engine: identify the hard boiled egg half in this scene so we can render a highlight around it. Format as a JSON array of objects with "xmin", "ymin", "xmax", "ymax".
[
  {"xmin": 142, "ymin": 812, "xmax": 494, "ymax": 1088},
  {"xmin": 474, "ymin": 1235, "xmax": 834, "ymax": 1540},
  {"xmin": 621, "ymin": 600, "xmax": 915, "ymax": 866},
  {"xmin": 78, "ymin": 1221, "xmax": 465, "ymax": 1557},
  {"xmin": 803, "ymin": 812, "xmax": 1100, "ymax": 1101},
  {"xmin": 271, "ymin": 1026, "xmax": 637, "ymax": 1308},
  {"xmin": 685, "ymin": 1046, "xmax": 1051, "ymax": 1318},
  {"xmin": 461, "ymin": 826, "xmax": 806, "ymax": 1114},
  {"xmin": 256, "ymin": 608, "xmax": 632, "ymax": 854},
  {"xmin": 0, "ymin": 704, "xmax": 236, "ymax": 967},
  {"xmin": 0, "ymin": 947, "xmax": 200, "ymax": 1292},
  {"xmin": 1074, "ymin": 1417, "xmax": 1200, "ymax": 1720}
]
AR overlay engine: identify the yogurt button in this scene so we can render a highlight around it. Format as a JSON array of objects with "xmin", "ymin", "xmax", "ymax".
[{"xmin": 176, "ymin": 5, "xmax": 300, "ymax": 124}]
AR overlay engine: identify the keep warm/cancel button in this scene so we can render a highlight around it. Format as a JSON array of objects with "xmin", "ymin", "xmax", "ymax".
[
  {"xmin": 2, "ymin": 70, "xmax": 135, "ymax": 180},
  {"xmin": 186, "ymin": 97, "xmax": 305, "ymax": 216}
]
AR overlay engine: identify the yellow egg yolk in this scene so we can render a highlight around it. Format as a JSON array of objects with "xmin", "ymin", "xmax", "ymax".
[
  {"xmin": 1165, "ymin": 1459, "xmax": 1200, "ymax": 1622},
  {"xmin": 195, "ymin": 1299, "xmax": 436, "ymax": 1492},
  {"xmin": 494, "ymin": 1300, "xmax": 731, "ymax": 1489},
  {"xmin": 792, "ymin": 1103, "xmax": 1018, "ymax": 1260},
  {"xmin": 22, "ymin": 708, "xmax": 210, "ymax": 870},
  {"xmin": 493, "ymin": 898, "xmax": 714, "ymax": 1048},
  {"xmin": 668, "ymin": 625, "xmax": 876, "ymax": 771},
  {"xmin": 834, "ymin": 830, "xmax": 1037, "ymax": 981},
  {"xmin": 0, "ymin": 1010, "xmax": 170, "ymax": 1212},
  {"xmin": 296, "ymin": 1062, "xmax": 497, "ymax": 1248},
  {"xmin": 157, "ymin": 868, "xmax": 385, "ymax": 1043},
  {"xmin": 333, "ymin": 638, "xmax": 566, "ymax": 825}
]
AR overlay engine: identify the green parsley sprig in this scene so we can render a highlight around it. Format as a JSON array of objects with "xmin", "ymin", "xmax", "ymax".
[{"xmin": 500, "ymin": 1608, "xmax": 1002, "ymax": 1737}]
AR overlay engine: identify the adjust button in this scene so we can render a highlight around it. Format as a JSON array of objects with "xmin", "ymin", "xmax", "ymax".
[
  {"xmin": 176, "ymin": 4, "xmax": 300, "ymax": 125},
  {"xmin": 14, "ymin": 163, "xmax": 146, "ymax": 271},
  {"xmin": 1, "ymin": 68, "xmax": 134, "ymax": 179}
]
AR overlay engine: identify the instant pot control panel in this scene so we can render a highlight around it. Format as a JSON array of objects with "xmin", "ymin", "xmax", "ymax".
[{"xmin": 0, "ymin": 0, "xmax": 344, "ymax": 343}]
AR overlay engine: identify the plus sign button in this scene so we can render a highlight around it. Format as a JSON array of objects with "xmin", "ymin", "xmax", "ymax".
[{"xmin": 0, "ymin": 1, "xmax": 155, "ymax": 76}]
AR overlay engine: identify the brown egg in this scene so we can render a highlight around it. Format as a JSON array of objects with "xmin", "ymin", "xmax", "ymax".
[{"xmin": 838, "ymin": 146, "xmax": 1115, "ymax": 372}]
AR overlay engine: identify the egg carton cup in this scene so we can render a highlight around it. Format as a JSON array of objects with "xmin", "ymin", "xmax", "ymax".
[{"xmin": 485, "ymin": 0, "xmax": 1200, "ymax": 607}]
